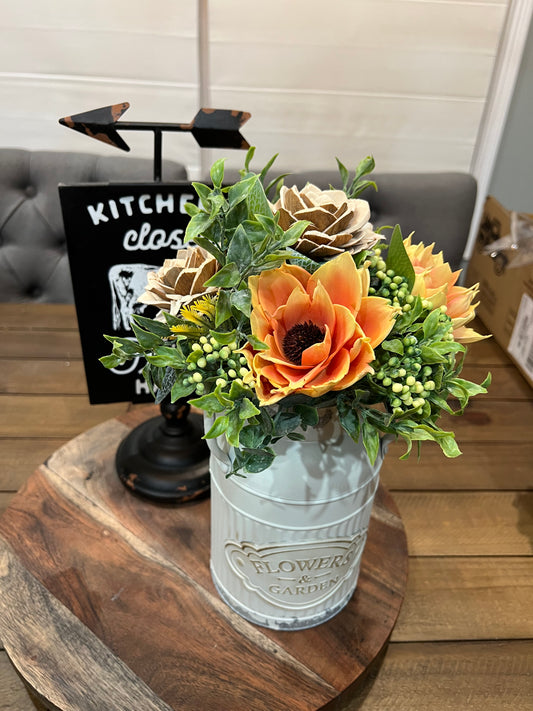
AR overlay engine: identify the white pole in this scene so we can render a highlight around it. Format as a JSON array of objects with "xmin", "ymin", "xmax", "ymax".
[{"xmin": 198, "ymin": 0, "xmax": 211, "ymax": 181}]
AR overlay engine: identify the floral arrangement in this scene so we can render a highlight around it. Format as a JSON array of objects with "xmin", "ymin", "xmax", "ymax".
[{"xmin": 101, "ymin": 152, "xmax": 490, "ymax": 476}]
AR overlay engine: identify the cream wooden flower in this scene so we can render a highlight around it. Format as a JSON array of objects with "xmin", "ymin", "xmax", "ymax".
[
  {"xmin": 272, "ymin": 183, "xmax": 382, "ymax": 258},
  {"xmin": 137, "ymin": 246, "xmax": 218, "ymax": 316}
]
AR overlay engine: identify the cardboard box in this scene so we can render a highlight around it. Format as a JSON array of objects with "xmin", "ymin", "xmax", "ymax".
[{"xmin": 466, "ymin": 196, "xmax": 533, "ymax": 388}]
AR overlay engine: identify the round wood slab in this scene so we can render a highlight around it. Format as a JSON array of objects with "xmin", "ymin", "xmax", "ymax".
[{"xmin": 0, "ymin": 406, "xmax": 408, "ymax": 711}]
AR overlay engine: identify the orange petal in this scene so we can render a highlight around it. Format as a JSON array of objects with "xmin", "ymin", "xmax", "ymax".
[
  {"xmin": 308, "ymin": 252, "xmax": 362, "ymax": 312},
  {"xmin": 301, "ymin": 325, "xmax": 332, "ymax": 366},
  {"xmin": 332, "ymin": 338, "xmax": 375, "ymax": 390},
  {"xmin": 281, "ymin": 287, "xmax": 314, "ymax": 331},
  {"xmin": 357, "ymin": 296, "xmax": 397, "ymax": 347},
  {"xmin": 249, "ymin": 269, "xmax": 306, "ymax": 316}
]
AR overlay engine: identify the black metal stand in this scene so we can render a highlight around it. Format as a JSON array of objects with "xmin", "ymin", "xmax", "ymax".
[{"xmin": 115, "ymin": 399, "xmax": 210, "ymax": 503}]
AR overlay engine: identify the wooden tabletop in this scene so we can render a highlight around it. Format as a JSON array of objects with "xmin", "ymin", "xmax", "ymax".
[{"xmin": 0, "ymin": 303, "xmax": 532, "ymax": 710}]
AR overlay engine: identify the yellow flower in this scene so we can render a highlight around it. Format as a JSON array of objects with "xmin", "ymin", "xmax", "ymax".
[
  {"xmin": 243, "ymin": 253, "xmax": 397, "ymax": 406},
  {"xmin": 403, "ymin": 236, "xmax": 487, "ymax": 343}
]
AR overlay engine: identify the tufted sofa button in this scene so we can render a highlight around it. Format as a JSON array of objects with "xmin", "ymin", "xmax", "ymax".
[{"xmin": 25, "ymin": 185, "xmax": 37, "ymax": 198}]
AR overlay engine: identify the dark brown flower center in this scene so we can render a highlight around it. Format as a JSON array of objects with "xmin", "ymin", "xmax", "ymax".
[{"xmin": 283, "ymin": 321, "xmax": 325, "ymax": 364}]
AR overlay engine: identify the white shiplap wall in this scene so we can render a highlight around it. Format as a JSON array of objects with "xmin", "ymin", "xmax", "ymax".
[
  {"xmin": 0, "ymin": 0, "xmax": 200, "ymax": 169},
  {"xmin": 208, "ymin": 0, "xmax": 509, "ymax": 174},
  {"xmin": 0, "ymin": 0, "xmax": 509, "ymax": 177}
]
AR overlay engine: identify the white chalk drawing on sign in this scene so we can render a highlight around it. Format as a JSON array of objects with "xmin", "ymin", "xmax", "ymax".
[{"xmin": 108, "ymin": 263, "xmax": 158, "ymax": 331}]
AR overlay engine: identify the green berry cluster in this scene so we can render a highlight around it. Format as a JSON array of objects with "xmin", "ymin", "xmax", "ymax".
[
  {"xmin": 367, "ymin": 247, "xmax": 414, "ymax": 313},
  {"xmin": 372, "ymin": 304, "xmax": 455, "ymax": 417},
  {"xmin": 184, "ymin": 336, "xmax": 252, "ymax": 395}
]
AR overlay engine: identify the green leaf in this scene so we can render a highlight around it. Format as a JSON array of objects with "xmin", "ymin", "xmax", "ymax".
[
  {"xmin": 293, "ymin": 404, "xmax": 319, "ymax": 427},
  {"xmin": 362, "ymin": 418, "xmax": 380, "ymax": 465},
  {"xmin": 204, "ymin": 415, "xmax": 229, "ymax": 439},
  {"xmin": 422, "ymin": 309, "xmax": 442, "ymax": 340},
  {"xmin": 210, "ymin": 158, "xmax": 226, "ymax": 188},
  {"xmin": 247, "ymin": 177, "xmax": 271, "ymax": 219},
  {"xmin": 155, "ymin": 367, "xmax": 177, "ymax": 404},
  {"xmin": 104, "ymin": 334, "xmax": 144, "ymax": 356},
  {"xmin": 258, "ymin": 153, "xmax": 279, "ymax": 183},
  {"xmin": 247, "ymin": 334, "xmax": 268, "ymax": 350},
  {"xmin": 239, "ymin": 424, "xmax": 265, "ymax": 449},
  {"xmin": 170, "ymin": 379, "xmax": 196, "ymax": 401},
  {"xmin": 145, "ymin": 346, "xmax": 186, "ymax": 368},
  {"xmin": 131, "ymin": 314, "xmax": 171, "ymax": 337},
  {"xmin": 244, "ymin": 146, "xmax": 255, "ymax": 172},
  {"xmin": 191, "ymin": 235, "xmax": 225, "ymax": 266},
  {"xmin": 228, "ymin": 175, "xmax": 256, "ymax": 208},
  {"xmin": 230, "ymin": 288, "xmax": 251, "ymax": 317},
  {"xmin": 239, "ymin": 397, "xmax": 261, "ymax": 420},
  {"xmin": 239, "ymin": 447, "xmax": 275, "ymax": 474},
  {"xmin": 215, "ymin": 289, "xmax": 233, "ymax": 327},
  {"xmin": 191, "ymin": 181, "xmax": 212, "ymax": 210},
  {"xmin": 273, "ymin": 411, "xmax": 301, "ymax": 437},
  {"xmin": 99, "ymin": 354, "xmax": 125, "ymax": 369},
  {"xmin": 336, "ymin": 157, "xmax": 349, "ymax": 192},
  {"xmin": 131, "ymin": 323, "xmax": 164, "ymax": 350},
  {"xmin": 227, "ymin": 224, "xmax": 253, "ymax": 270},
  {"xmin": 188, "ymin": 392, "xmax": 227, "ymax": 415},
  {"xmin": 184, "ymin": 210, "xmax": 215, "ymax": 243},
  {"xmin": 381, "ymin": 338, "xmax": 404, "ymax": 356},
  {"xmin": 386, "ymin": 225, "xmax": 415, "ymax": 290},
  {"xmin": 205, "ymin": 262, "xmax": 241, "ymax": 288},
  {"xmin": 279, "ymin": 220, "xmax": 310, "ymax": 247},
  {"xmin": 209, "ymin": 329, "xmax": 238, "ymax": 346}
]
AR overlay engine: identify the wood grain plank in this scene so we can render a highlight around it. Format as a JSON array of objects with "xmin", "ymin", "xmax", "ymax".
[
  {"xmin": 381, "ymin": 440, "xmax": 533, "ymax": 491},
  {"xmin": 0, "ymin": 539, "xmax": 175, "ymax": 711},
  {"xmin": 0, "ymin": 303, "xmax": 78, "ymax": 330},
  {"xmin": 0, "ymin": 439, "xmax": 69, "ymax": 491},
  {"xmin": 0, "ymin": 474, "xmax": 338, "ymax": 711},
  {"xmin": 344, "ymin": 640, "xmax": 533, "ymax": 711},
  {"xmin": 0, "ymin": 494, "xmax": 15, "ymax": 518},
  {"xmin": 438, "ymin": 400, "xmax": 533, "ymax": 441},
  {"xmin": 392, "ymin": 557, "xmax": 533, "ymax": 642},
  {"xmin": 0, "ymin": 332, "xmax": 83, "ymax": 359},
  {"xmin": 0, "ymin": 651, "xmax": 35, "ymax": 711},
  {"xmin": 462, "ymin": 334, "xmax": 514, "ymax": 366},
  {"xmin": 0, "ymin": 396, "xmax": 129, "ymax": 437},
  {"xmin": 0, "ymin": 360, "xmax": 87, "ymax": 395},
  {"xmin": 395, "ymin": 492, "xmax": 533, "ymax": 556}
]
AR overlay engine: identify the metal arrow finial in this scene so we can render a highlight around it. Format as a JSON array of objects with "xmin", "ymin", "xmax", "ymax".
[{"xmin": 59, "ymin": 102, "xmax": 251, "ymax": 181}]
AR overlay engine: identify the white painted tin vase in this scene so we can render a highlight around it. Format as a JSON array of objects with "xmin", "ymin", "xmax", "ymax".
[{"xmin": 206, "ymin": 408, "xmax": 386, "ymax": 630}]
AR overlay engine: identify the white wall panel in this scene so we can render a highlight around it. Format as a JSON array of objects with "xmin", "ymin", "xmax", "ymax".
[
  {"xmin": 208, "ymin": 0, "xmax": 508, "ymax": 174},
  {"xmin": 0, "ymin": 0, "xmax": 200, "ymax": 171}
]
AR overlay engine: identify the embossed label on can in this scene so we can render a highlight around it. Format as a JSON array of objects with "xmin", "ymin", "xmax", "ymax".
[{"xmin": 224, "ymin": 533, "xmax": 367, "ymax": 609}]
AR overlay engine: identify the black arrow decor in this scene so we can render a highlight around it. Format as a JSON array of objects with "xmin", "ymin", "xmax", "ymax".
[{"xmin": 59, "ymin": 102, "xmax": 251, "ymax": 181}]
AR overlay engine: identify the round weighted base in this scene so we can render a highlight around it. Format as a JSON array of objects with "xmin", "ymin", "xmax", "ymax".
[{"xmin": 115, "ymin": 400, "xmax": 210, "ymax": 503}]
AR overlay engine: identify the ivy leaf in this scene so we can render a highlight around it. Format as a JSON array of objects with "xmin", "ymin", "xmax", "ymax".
[
  {"xmin": 293, "ymin": 404, "xmax": 319, "ymax": 427},
  {"xmin": 188, "ymin": 392, "xmax": 227, "ymax": 415},
  {"xmin": 170, "ymin": 379, "xmax": 196, "ymax": 401},
  {"xmin": 238, "ymin": 447, "xmax": 275, "ymax": 474},
  {"xmin": 203, "ymin": 415, "xmax": 229, "ymax": 439},
  {"xmin": 215, "ymin": 289, "xmax": 233, "ymax": 327},
  {"xmin": 239, "ymin": 397, "xmax": 261, "ymax": 420}
]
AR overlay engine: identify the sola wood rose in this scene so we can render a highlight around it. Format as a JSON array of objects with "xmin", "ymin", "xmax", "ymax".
[
  {"xmin": 138, "ymin": 246, "xmax": 218, "ymax": 316},
  {"xmin": 272, "ymin": 183, "xmax": 381, "ymax": 259}
]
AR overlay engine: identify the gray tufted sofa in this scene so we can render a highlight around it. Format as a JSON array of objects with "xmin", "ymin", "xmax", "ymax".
[
  {"xmin": 0, "ymin": 149, "xmax": 476, "ymax": 303},
  {"xmin": 0, "ymin": 149, "xmax": 187, "ymax": 302}
]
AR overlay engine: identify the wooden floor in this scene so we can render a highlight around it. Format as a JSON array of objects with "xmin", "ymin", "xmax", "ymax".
[{"xmin": 1, "ymin": 303, "xmax": 532, "ymax": 710}]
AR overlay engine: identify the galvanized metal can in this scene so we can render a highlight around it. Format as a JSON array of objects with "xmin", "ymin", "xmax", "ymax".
[{"xmin": 206, "ymin": 408, "xmax": 385, "ymax": 630}]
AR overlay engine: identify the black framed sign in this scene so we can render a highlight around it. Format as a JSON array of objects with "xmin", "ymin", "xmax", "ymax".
[{"xmin": 59, "ymin": 182, "xmax": 198, "ymax": 404}]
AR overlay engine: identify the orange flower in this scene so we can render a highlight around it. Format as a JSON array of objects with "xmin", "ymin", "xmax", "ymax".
[
  {"xmin": 243, "ymin": 253, "xmax": 397, "ymax": 406},
  {"xmin": 403, "ymin": 236, "xmax": 487, "ymax": 343}
]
